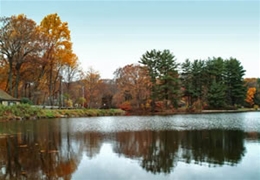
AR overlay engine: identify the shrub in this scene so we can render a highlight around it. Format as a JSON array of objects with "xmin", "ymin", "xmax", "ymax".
[
  {"xmin": 119, "ymin": 101, "xmax": 132, "ymax": 111},
  {"xmin": 64, "ymin": 99, "xmax": 73, "ymax": 108},
  {"xmin": 20, "ymin": 97, "xmax": 33, "ymax": 105}
]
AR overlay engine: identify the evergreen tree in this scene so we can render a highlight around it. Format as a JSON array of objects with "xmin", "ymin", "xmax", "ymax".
[
  {"xmin": 207, "ymin": 80, "xmax": 226, "ymax": 108},
  {"xmin": 224, "ymin": 58, "xmax": 246, "ymax": 106},
  {"xmin": 191, "ymin": 59, "xmax": 206, "ymax": 102},
  {"xmin": 139, "ymin": 49, "xmax": 179, "ymax": 110},
  {"xmin": 180, "ymin": 59, "xmax": 206, "ymax": 109},
  {"xmin": 157, "ymin": 50, "xmax": 179, "ymax": 108},
  {"xmin": 139, "ymin": 49, "xmax": 160, "ymax": 111},
  {"xmin": 180, "ymin": 59, "xmax": 193, "ymax": 107}
]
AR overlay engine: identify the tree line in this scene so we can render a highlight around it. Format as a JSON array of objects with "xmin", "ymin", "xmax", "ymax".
[
  {"xmin": 115, "ymin": 49, "xmax": 259, "ymax": 112},
  {"xmin": 1, "ymin": 14, "xmax": 259, "ymax": 111}
]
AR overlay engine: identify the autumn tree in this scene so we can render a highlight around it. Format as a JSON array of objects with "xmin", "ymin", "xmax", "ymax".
[
  {"xmin": 255, "ymin": 79, "xmax": 260, "ymax": 106},
  {"xmin": 0, "ymin": 54, "xmax": 8, "ymax": 90},
  {"xmin": 244, "ymin": 78, "xmax": 260, "ymax": 106},
  {"xmin": 0, "ymin": 14, "xmax": 43, "ymax": 97},
  {"xmin": 39, "ymin": 13, "xmax": 75, "ymax": 105},
  {"xmin": 60, "ymin": 54, "xmax": 79, "ymax": 94},
  {"xmin": 83, "ymin": 67, "xmax": 102, "ymax": 108},
  {"xmin": 245, "ymin": 87, "xmax": 256, "ymax": 107},
  {"xmin": 114, "ymin": 64, "xmax": 150, "ymax": 110},
  {"xmin": 99, "ymin": 79, "xmax": 117, "ymax": 109}
]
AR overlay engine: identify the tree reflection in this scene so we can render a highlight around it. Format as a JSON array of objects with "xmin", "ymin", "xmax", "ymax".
[
  {"xmin": 113, "ymin": 130, "xmax": 247, "ymax": 174},
  {"xmin": 83, "ymin": 132, "xmax": 103, "ymax": 158},
  {"xmin": 0, "ymin": 120, "xmax": 83, "ymax": 179},
  {"xmin": 0, "ymin": 120, "xmax": 257, "ymax": 178},
  {"xmin": 114, "ymin": 131, "xmax": 179, "ymax": 174},
  {"xmin": 179, "ymin": 130, "xmax": 245, "ymax": 166}
]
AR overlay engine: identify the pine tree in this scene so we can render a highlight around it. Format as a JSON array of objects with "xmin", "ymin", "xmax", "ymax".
[
  {"xmin": 139, "ymin": 49, "xmax": 160, "ymax": 111},
  {"xmin": 224, "ymin": 58, "xmax": 246, "ymax": 106},
  {"xmin": 180, "ymin": 59, "xmax": 193, "ymax": 107},
  {"xmin": 139, "ymin": 49, "xmax": 179, "ymax": 110},
  {"xmin": 207, "ymin": 80, "xmax": 226, "ymax": 109},
  {"xmin": 157, "ymin": 50, "xmax": 179, "ymax": 108}
]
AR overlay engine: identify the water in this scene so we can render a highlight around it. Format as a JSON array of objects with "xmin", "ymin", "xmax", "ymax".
[{"xmin": 0, "ymin": 112, "xmax": 259, "ymax": 179}]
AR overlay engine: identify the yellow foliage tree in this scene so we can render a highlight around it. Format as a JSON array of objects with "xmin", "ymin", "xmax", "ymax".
[
  {"xmin": 39, "ymin": 13, "xmax": 77, "ymax": 105},
  {"xmin": 245, "ymin": 87, "xmax": 256, "ymax": 106}
]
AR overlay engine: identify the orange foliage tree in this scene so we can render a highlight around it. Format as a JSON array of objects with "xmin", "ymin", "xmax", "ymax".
[
  {"xmin": 0, "ymin": 56, "xmax": 8, "ymax": 90},
  {"xmin": 244, "ymin": 78, "xmax": 260, "ymax": 107},
  {"xmin": 82, "ymin": 67, "xmax": 102, "ymax": 108},
  {"xmin": 0, "ymin": 14, "xmax": 43, "ymax": 97},
  {"xmin": 245, "ymin": 87, "xmax": 256, "ymax": 107},
  {"xmin": 114, "ymin": 64, "xmax": 151, "ymax": 111}
]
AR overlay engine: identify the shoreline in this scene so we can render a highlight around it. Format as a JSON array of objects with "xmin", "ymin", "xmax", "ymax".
[
  {"xmin": 0, "ymin": 106, "xmax": 126, "ymax": 121},
  {"xmin": 126, "ymin": 108, "xmax": 259, "ymax": 116},
  {"xmin": 0, "ymin": 105, "xmax": 259, "ymax": 121}
]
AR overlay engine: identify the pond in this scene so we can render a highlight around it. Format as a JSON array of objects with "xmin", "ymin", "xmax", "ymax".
[{"xmin": 0, "ymin": 112, "xmax": 259, "ymax": 179}]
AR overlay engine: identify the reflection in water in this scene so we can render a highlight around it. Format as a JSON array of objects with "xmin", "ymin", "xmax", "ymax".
[
  {"xmin": 0, "ymin": 120, "xmax": 83, "ymax": 179},
  {"xmin": 114, "ymin": 130, "xmax": 247, "ymax": 174},
  {"xmin": 0, "ymin": 119, "xmax": 259, "ymax": 179}
]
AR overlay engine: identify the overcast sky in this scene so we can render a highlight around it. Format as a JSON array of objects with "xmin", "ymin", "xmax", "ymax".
[{"xmin": 1, "ymin": 0, "xmax": 259, "ymax": 78}]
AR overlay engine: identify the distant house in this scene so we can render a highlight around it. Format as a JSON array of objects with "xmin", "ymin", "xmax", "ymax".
[{"xmin": 0, "ymin": 89, "xmax": 20, "ymax": 106}]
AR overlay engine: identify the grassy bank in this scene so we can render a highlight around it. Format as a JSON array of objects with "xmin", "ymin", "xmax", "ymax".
[{"xmin": 0, "ymin": 104, "xmax": 125, "ymax": 121}]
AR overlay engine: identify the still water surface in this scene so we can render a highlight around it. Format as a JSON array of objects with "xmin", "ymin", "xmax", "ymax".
[{"xmin": 0, "ymin": 112, "xmax": 259, "ymax": 179}]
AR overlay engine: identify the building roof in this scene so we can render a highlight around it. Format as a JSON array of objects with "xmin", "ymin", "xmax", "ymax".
[{"xmin": 0, "ymin": 89, "xmax": 20, "ymax": 101}]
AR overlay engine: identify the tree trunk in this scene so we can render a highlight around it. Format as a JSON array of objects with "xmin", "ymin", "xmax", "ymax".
[
  {"xmin": 49, "ymin": 60, "xmax": 53, "ymax": 106},
  {"xmin": 14, "ymin": 64, "xmax": 21, "ymax": 98},
  {"xmin": 8, "ymin": 61, "xmax": 13, "ymax": 96}
]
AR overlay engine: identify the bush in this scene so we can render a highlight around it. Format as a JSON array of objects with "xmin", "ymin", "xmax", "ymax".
[
  {"xmin": 119, "ymin": 101, "xmax": 132, "ymax": 111},
  {"xmin": 20, "ymin": 97, "xmax": 33, "ymax": 105},
  {"xmin": 64, "ymin": 99, "xmax": 73, "ymax": 108}
]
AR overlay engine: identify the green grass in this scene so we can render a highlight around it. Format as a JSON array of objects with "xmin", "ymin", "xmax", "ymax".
[{"xmin": 0, "ymin": 104, "xmax": 125, "ymax": 121}]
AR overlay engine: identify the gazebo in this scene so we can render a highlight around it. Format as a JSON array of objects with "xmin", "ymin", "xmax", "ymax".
[{"xmin": 0, "ymin": 89, "xmax": 20, "ymax": 106}]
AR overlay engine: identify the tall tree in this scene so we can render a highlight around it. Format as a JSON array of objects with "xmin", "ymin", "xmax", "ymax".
[
  {"xmin": 224, "ymin": 58, "xmax": 246, "ymax": 106},
  {"xmin": 180, "ymin": 59, "xmax": 206, "ymax": 109},
  {"xmin": 204, "ymin": 57, "xmax": 226, "ymax": 108},
  {"xmin": 114, "ymin": 64, "xmax": 150, "ymax": 110},
  {"xmin": 0, "ymin": 14, "xmax": 42, "ymax": 97},
  {"xmin": 191, "ymin": 59, "xmax": 206, "ymax": 104},
  {"xmin": 180, "ymin": 59, "xmax": 193, "ymax": 107},
  {"xmin": 84, "ymin": 67, "xmax": 102, "ymax": 108},
  {"xmin": 156, "ymin": 50, "xmax": 179, "ymax": 108},
  {"xmin": 207, "ymin": 80, "xmax": 226, "ymax": 108},
  {"xmin": 139, "ymin": 49, "xmax": 179, "ymax": 111},
  {"xmin": 39, "ymin": 13, "xmax": 73, "ymax": 105},
  {"xmin": 139, "ymin": 49, "xmax": 160, "ymax": 111}
]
